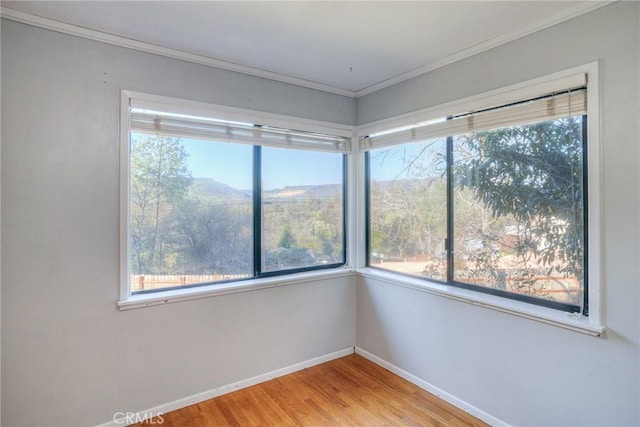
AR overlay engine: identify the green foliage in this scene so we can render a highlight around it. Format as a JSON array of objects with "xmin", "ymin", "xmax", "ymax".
[
  {"xmin": 265, "ymin": 247, "xmax": 316, "ymax": 270},
  {"xmin": 278, "ymin": 225, "xmax": 297, "ymax": 249},
  {"xmin": 369, "ymin": 118, "xmax": 585, "ymax": 303},
  {"xmin": 170, "ymin": 198, "xmax": 253, "ymax": 275},
  {"xmin": 263, "ymin": 192, "xmax": 343, "ymax": 266},
  {"xmin": 455, "ymin": 117, "xmax": 585, "ymax": 279},
  {"xmin": 130, "ymin": 137, "xmax": 344, "ymax": 277},
  {"xmin": 130, "ymin": 135, "xmax": 192, "ymax": 274},
  {"xmin": 369, "ymin": 144, "xmax": 447, "ymax": 279}
]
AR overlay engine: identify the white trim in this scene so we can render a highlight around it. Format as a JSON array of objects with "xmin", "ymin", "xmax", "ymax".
[
  {"xmin": 122, "ymin": 266, "xmax": 605, "ymax": 337},
  {"xmin": 119, "ymin": 65, "xmax": 604, "ymax": 337},
  {"xmin": 97, "ymin": 344, "xmax": 504, "ymax": 427},
  {"xmin": 361, "ymin": 87, "xmax": 587, "ymax": 150},
  {"xmin": 0, "ymin": 7, "xmax": 356, "ymax": 98},
  {"xmin": 358, "ymin": 268, "xmax": 604, "ymax": 337},
  {"xmin": 130, "ymin": 109, "xmax": 351, "ymax": 153},
  {"xmin": 118, "ymin": 268, "xmax": 355, "ymax": 310},
  {"xmin": 358, "ymin": 64, "xmax": 597, "ymax": 136},
  {"xmin": 119, "ymin": 90, "xmax": 356, "ymax": 305},
  {"xmin": 358, "ymin": 62, "xmax": 603, "ymax": 334},
  {"xmin": 125, "ymin": 90, "xmax": 354, "ymax": 138},
  {"xmin": 1, "ymin": 3, "xmax": 612, "ymax": 98},
  {"xmin": 354, "ymin": 1, "xmax": 613, "ymax": 97},
  {"xmin": 354, "ymin": 133, "xmax": 367, "ymax": 269},
  {"xmin": 354, "ymin": 347, "xmax": 510, "ymax": 427},
  {"xmin": 97, "ymin": 347, "xmax": 355, "ymax": 427},
  {"xmin": 118, "ymin": 91, "xmax": 131, "ymax": 302},
  {"xmin": 346, "ymin": 128, "xmax": 360, "ymax": 269},
  {"xmin": 585, "ymin": 62, "xmax": 603, "ymax": 327}
]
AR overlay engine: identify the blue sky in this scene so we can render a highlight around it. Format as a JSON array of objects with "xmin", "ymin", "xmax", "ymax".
[
  {"xmin": 181, "ymin": 138, "xmax": 343, "ymax": 190},
  {"xmin": 369, "ymin": 139, "xmax": 446, "ymax": 181},
  {"xmin": 132, "ymin": 133, "xmax": 443, "ymax": 190}
]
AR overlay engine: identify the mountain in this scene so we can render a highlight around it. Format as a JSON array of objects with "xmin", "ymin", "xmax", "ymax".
[
  {"xmin": 189, "ymin": 178, "xmax": 342, "ymax": 201},
  {"xmin": 264, "ymin": 184, "xmax": 342, "ymax": 200},
  {"xmin": 189, "ymin": 178, "xmax": 251, "ymax": 200}
]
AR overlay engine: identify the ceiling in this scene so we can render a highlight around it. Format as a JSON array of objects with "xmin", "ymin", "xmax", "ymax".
[{"xmin": 1, "ymin": 1, "xmax": 610, "ymax": 97}]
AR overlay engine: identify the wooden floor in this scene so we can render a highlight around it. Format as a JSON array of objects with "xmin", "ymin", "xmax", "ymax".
[{"xmin": 135, "ymin": 354, "xmax": 488, "ymax": 426}]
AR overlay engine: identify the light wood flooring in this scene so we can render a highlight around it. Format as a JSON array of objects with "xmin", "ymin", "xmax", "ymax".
[{"xmin": 134, "ymin": 354, "xmax": 488, "ymax": 426}]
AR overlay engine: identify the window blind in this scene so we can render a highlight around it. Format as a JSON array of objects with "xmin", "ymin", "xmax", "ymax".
[
  {"xmin": 361, "ymin": 74, "xmax": 587, "ymax": 151},
  {"xmin": 129, "ymin": 107, "xmax": 351, "ymax": 154}
]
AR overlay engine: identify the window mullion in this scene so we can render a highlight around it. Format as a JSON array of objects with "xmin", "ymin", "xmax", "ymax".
[
  {"xmin": 364, "ymin": 152, "xmax": 371, "ymax": 267},
  {"xmin": 581, "ymin": 114, "xmax": 589, "ymax": 316},
  {"xmin": 446, "ymin": 133, "xmax": 454, "ymax": 283},
  {"xmin": 253, "ymin": 145, "xmax": 263, "ymax": 277},
  {"xmin": 342, "ymin": 154, "xmax": 349, "ymax": 266}
]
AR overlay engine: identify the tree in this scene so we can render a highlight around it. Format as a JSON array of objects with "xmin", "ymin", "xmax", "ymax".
[
  {"xmin": 369, "ymin": 143, "xmax": 448, "ymax": 279},
  {"xmin": 130, "ymin": 134, "xmax": 192, "ymax": 274},
  {"xmin": 262, "ymin": 190, "xmax": 344, "ymax": 265},
  {"xmin": 278, "ymin": 225, "xmax": 297, "ymax": 249},
  {"xmin": 455, "ymin": 117, "xmax": 585, "ymax": 284},
  {"xmin": 265, "ymin": 247, "xmax": 316, "ymax": 270},
  {"xmin": 170, "ymin": 198, "xmax": 252, "ymax": 275}
]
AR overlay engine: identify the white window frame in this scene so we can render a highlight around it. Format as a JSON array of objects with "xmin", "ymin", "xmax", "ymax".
[
  {"xmin": 118, "ymin": 63, "xmax": 604, "ymax": 337},
  {"xmin": 118, "ymin": 90, "xmax": 357, "ymax": 309},
  {"xmin": 356, "ymin": 62, "xmax": 604, "ymax": 336}
]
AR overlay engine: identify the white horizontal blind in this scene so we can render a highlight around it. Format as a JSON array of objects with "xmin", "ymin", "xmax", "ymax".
[
  {"xmin": 361, "ymin": 74, "xmax": 587, "ymax": 151},
  {"xmin": 130, "ymin": 107, "xmax": 351, "ymax": 154}
]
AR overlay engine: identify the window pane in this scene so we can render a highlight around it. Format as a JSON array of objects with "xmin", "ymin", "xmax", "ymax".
[
  {"xmin": 452, "ymin": 116, "xmax": 585, "ymax": 305},
  {"xmin": 261, "ymin": 147, "xmax": 344, "ymax": 272},
  {"xmin": 369, "ymin": 139, "xmax": 447, "ymax": 280},
  {"xmin": 129, "ymin": 133, "xmax": 253, "ymax": 292}
]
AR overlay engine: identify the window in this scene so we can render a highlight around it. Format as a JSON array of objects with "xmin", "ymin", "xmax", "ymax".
[
  {"xmin": 261, "ymin": 147, "xmax": 345, "ymax": 273},
  {"xmin": 364, "ymin": 73, "xmax": 589, "ymax": 314},
  {"xmin": 121, "ymin": 93, "xmax": 349, "ymax": 297}
]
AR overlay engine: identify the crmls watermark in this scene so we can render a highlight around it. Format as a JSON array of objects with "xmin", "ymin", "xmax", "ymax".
[{"xmin": 113, "ymin": 411, "xmax": 164, "ymax": 425}]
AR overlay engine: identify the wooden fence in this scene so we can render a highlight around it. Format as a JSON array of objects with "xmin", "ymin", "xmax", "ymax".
[
  {"xmin": 462, "ymin": 275, "xmax": 582, "ymax": 303},
  {"xmin": 132, "ymin": 272, "xmax": 581, "ymax": 304},
  {"xmin": 132, "ymin": 274, "xmax": 250, "ymax": 292}
]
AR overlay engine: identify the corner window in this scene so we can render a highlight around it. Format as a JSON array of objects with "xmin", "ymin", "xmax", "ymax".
[
  {"xmin": 121, "ymin": 93, "xmax": 349, "ymax": 296},
  {"xmin": 364, "ymin": 75, "xmax": 589, "ymax": 314}
]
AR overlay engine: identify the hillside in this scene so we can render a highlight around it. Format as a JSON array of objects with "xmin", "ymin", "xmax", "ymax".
[
  {"xmin": 189, "ymin": 178, "xmax": 251, "ymax": 200},
  {"xmin": 264, "ymin": 183, "xmax": 342, "ymax": 200},
  {"xmin": 189, "ymin": 178, "xmax": 342, "ymax": 201}
]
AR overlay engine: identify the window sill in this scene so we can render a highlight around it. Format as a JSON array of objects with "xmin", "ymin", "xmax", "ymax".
[
  {"xmin": 117, "ymin": 267, "xmax": 356, "ymax": 310},
  {"xmin": 357, "ymin": 268, "xmax": 605, "ymax": 337},
  {"xmin": 117, "ymin": 266, "xmax": 604, "ymax": 337}
]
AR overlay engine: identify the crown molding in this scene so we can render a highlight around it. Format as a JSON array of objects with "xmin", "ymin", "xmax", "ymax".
[
  {"xmin": 0, "ymin": 6, "xmax": 358, "ymax": 98},
  {"xmin": 2, "ymin": 2, "xmax": 614, "ymax": 99},
  {"xmin": 354, "ymin": 1, "xmax": 615, "ymax": 97}
]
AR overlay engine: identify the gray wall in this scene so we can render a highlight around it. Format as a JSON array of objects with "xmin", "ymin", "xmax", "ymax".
[
  {"xmin": 357, "ymin": 2, "xmax": 639, "ymax": 425},
  {"xmin": 1, "ymin": 20, "xmax": 356, "ymax": 426},
  {"xmin": 2, "ymin": 2, "xmax": 639, "ymax": 426}
]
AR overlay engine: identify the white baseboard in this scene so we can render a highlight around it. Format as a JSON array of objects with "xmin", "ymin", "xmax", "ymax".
[
  {"xmin": 97, "ymin": 347, "xmax": 354, "ymax": 426},
  {"xmin": 355, "ymin": 347, "xmax": 509, "ymax": 427},
  {"xmin": 99, "ymin": 346, "xmax": 507, "ymax": 427}
]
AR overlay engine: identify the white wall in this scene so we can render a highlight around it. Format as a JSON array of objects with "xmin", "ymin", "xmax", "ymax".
[
  {"xmin": 356, "ymin": 2, "xmax": 639, "ymax": 426},
  {"xmin": 0, "ymin": 20, "xmax": 356, "ymax": 426}
]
